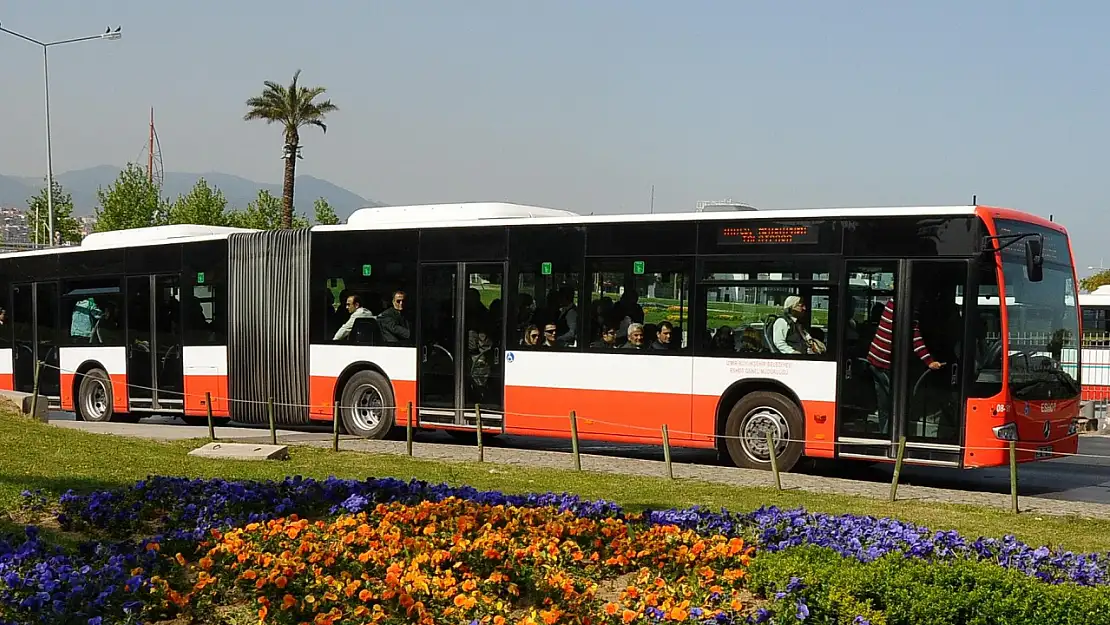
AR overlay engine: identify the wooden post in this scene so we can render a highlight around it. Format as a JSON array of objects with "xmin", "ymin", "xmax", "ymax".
[
  {"xmin": 662, "ymin": 424, "xmax": 674, "ymax": 480},
  {"xmin": 332, "ymin": 402, "xmax": 340, "ymax": 452},
  {"xmin": 406, "ymin": 401, "xmax": 414, "ymax": 457},
  {"xmin": 205, "ymin": 392, "xmax": 216, "ymax": 441},
  {"xmin": 766, "ymin": 431, "xmax": 782, "ymax": 490},
  {"xmin": 889, "ymin": 436, "xmax": 907, "ymax": 502},
  {"xmin": 268, "ymin": 397, "xmax": 277, "ymax": 446},
  {"xmin": 569, "ymin": 410, "xmax": 581, "ymax": 471},
  {"xmin": 1009, "ymin": 440, "xmax": 1019, "ymax": 514},
  {"xmin": 475, "ymin": 404, "xmax": 484, "ymax": 463},
  {"xmin": 30, "ymin": 360, "xmax": 41, "ymax": 421}
]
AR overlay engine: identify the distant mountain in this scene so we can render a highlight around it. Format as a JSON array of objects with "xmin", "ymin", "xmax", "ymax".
[
  {"xmin": 0, "ymin": 174, "xmax": 35, "ymax": 208},
  {"xmin": 0, "ymin": 165, "xmax": 386, "ymax": 219}
]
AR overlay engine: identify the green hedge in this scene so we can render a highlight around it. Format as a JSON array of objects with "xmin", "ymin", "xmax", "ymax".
[{"xmin": 746, "ymin": 546, "xmax": 1110, "ymax": 625}]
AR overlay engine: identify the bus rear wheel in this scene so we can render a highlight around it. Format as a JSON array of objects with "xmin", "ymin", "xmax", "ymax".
[
  {"xmin": 77, "ymin": 368, "xmax": 116, "ymax": 423},
  {"xmin": 339, "ymin": 370, "xmax": 395, "ymax": 440},
  {"xmin": 723, "ymin": 391, "xmax": 804, "ymax": 472}
]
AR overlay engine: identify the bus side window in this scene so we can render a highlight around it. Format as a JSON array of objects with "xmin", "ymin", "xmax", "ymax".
[
  {"xmin": 698, "ymin": 260, "xmax": 834, "ymax": 359},
  {"xmin": 585, "ymin": 259, "xmax": 691, "ymax": 352},
  {"xmin": 59, "ymin": 279, "xmax": 124, "ymax": 346},
  {"xmin": 512, "ymin": 265, "xmax": 581, "ymax": 349}
]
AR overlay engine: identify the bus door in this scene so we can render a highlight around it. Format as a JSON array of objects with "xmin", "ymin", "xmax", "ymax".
[
  {"xmin": 126, "ymin": 275, "xmax": 185, "ymax": 413},
  {"xmin": 836, "ymin": 259, "xmax": 968, "ymax": 465},
  {"xmin": 10, "ymin": 282, "xmax": 61, "ymax": 400},
  {"xmin": 417, "ymin": 262, "xmax": 507, "ymax": 431}
]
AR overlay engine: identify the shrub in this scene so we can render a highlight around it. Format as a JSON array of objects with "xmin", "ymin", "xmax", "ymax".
[{"xmin": 747, "ymin": 546, "xmax": 1110, "ymax": 625}]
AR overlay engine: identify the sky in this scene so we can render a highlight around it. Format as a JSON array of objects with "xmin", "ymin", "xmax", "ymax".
[{"xmin": 2, "ymin": 1, "xmax": 1108, "ymax": 272}]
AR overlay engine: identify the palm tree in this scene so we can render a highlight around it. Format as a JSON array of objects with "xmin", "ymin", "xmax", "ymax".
[{"xmin": 244, "ymin": 70, "xmax": 338, "ymax": 229}]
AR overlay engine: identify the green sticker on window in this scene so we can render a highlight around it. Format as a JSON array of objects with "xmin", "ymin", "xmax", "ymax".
[
  {"xmin": 633, "ymin": 260, "xmax": 645, "ymax": 275},
  {"xmin": 196, "ymin": 272, "xmax": 205, "ymax": 284},
  {"xmin": 541, "ymin": 261, "xmax": 552, "ymax": 276},
  {"xmin": 362, "ymin": 264, "xmax": 372, "ymax": 276}
]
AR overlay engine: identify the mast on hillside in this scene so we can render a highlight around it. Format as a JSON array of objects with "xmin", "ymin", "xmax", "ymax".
[{"xmin": 136, "ymin": 108, "xmax": 164, "ymax": 189}]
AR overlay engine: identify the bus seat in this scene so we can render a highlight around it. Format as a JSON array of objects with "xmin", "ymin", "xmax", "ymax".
[
  {"xmin": 762, "ymin": 314, "xmax": 780, "ymax": 353},
  {"xmin": 351, "ymin": 317, "xmax": 382, "ymax": 345}
]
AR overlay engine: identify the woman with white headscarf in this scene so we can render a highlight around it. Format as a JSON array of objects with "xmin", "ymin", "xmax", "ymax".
[{"xmin": 772, "ymin": 295, "xmax": 824, "ymax": 354}]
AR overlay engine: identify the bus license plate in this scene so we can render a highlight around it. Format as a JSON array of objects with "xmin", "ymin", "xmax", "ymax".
[{"xmin": 1035, "ymin": 445, "xmax": 1053, "ymax": 459}]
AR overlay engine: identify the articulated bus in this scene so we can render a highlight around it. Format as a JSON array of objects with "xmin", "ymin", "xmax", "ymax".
[{"xmin": 0, "ymin": 203, "xmax": 1082, "ymax": 471}]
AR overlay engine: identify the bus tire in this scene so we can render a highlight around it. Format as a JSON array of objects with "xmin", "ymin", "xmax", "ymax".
[
  {"xmin": 339, "ymin": 370, "xmax": 395, "ymax": 440},
  {"xmin": 723, "ymin": 391, "xmax": 804, "ymax": 472},
  {"xmin": 77, "ymin": 368, "xmax": 116, "ymax": 423}
]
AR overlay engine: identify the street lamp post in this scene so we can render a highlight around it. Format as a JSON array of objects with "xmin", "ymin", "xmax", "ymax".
[{"xmin": 0, "ymin": 22, "xmax": 121, "ymax": 247}]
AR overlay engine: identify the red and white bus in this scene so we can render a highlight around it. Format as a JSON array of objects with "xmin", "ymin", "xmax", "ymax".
[
  {"xmin": 1079, "ymin": 285, "xmax": 1110, "ymax": 404},
  {"xmin": 0, "ymin": 203, "xmax": 1082, "ymax": 471}
]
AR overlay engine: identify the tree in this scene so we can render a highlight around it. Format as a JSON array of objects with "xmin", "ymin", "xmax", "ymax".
[
  {"xmin": 26, "ymin": 178, "xmax": 82, "ymax": 244},
  {"xmin": 93, "ymin": 163, "xmax": 168, "ymax": 232},
  {"xmin": 1081, "ymin": 270, "xmax": 1110, "ymax": 293},
  {"xmin": 313, "ymin": 197, "xmax": 340, "ymax": 225},
  {"xmin": 243, "ymin": 70, "xmax": 338, "ymax": 230},
  {"xmin": 167, "ymin": 178, "xmax": 230, "ymax": 226},
  {"xmin": 227, "ymin": 189, "xmax": 308, "ymax": 230}
]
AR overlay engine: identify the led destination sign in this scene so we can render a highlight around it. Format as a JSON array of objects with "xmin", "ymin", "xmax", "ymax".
[{"xmin": 716, "ymin": 223, "xmax": 819, "ymax": 245}]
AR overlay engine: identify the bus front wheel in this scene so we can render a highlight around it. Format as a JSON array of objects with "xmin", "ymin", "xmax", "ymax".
[{"xmin": 723, "ymin": 391, "xmax": 804, "ymax": 472}]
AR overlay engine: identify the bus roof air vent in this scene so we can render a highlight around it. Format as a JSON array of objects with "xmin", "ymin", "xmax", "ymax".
[{"xmin": 695, "ymin": 200, "xmax": 759, "ymax": 212}]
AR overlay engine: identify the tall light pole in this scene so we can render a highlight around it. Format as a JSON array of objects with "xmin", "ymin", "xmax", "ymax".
[{"xmin": 0, "ymin": 22, "xmax": 121, "ymax": 247}]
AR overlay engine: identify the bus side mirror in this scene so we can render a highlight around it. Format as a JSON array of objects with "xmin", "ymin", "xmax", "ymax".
[{"xmin": 1026, "ymin": 237, "xmax": 1044, "ymax": 282}]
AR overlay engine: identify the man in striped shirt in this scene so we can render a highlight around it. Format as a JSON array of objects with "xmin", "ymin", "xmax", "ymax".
[{"xmin": 866, "ymin": 296, "xmax": 944, "ymax": 428}]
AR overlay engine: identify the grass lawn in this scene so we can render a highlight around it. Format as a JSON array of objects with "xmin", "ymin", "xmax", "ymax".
[{"xmin": 3, "ymin": 406, "xmax": 1110, "ymax": 553}]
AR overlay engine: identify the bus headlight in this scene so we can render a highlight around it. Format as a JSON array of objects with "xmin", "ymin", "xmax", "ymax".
[
  {"xmin": 992, "ymin": 422, "xmax": 1018, "ymax": 441},
  {"xmin": 1068, "ymin": 420, "xmax": 1080, "ymax": 436}
]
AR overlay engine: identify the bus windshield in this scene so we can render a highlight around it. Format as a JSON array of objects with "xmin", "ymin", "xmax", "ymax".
[{"xmin": 994, "ymin": 219, "xmax": 1081, "ymax": 401}]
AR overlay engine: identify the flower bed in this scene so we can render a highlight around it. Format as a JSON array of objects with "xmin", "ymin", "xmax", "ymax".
[{"xmin": 2, "ymin": 476, "xmax": 1110, "ymax": 624}]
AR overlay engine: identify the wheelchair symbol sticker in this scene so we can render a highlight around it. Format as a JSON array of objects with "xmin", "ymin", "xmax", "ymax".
[{"xmin": 506, "ymin": 352, "xmax": 515, "ymax": 363}]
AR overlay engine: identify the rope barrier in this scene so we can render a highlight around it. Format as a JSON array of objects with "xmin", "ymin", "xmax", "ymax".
[{"xmin": 23, "ymin": 359, "xmax": 1110, "ymax": 462}]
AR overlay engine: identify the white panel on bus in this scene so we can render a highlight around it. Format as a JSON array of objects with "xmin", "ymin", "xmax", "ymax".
[
  {"xmin": 183, "ymin": 346, "xmax": 228, "ymax": 376},
  {"xmin": 691, "ymin": 357, "xmax": 838, "ymax": 403},
  {"xmin": 310, "ymin": 344, "xmax": 418, "ymax": 381},
  {"xmin": 503, "ymin": 350, "xmax": 693, "ymax": 396},
  {"xmin": 0, "ymin": 347, "xmax": 11, "ymax": 376},
  {"xmin": 58, "ymin": 346, "xmax": 127, "ymax": 376}
]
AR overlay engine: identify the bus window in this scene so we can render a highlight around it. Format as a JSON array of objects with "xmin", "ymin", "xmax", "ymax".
[
  {"xmin": 315, "ymin": 261, "xmax": 415, "ymax": 346},
  {"xmin": 60, "ymin": 279, "xmax": 124, "ymax": 346},
  {"xmin": 182, "ymin": 282, "xmax": 226, "ymax": 346},
  {"xmin": 585, "ymin": 259, "xmax": 691, "ymax": 352},
  {"xmin": 697, "ymin": 260, "xmax": 834, "ymax": 358},
  {"xmin": 513, "ymin": 264, "xmax": 580, "ymax": 348}
]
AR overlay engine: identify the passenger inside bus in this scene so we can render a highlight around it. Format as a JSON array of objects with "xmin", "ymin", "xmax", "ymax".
[
  {"xmin": 622, "ymin": 323, "xmax": 646, "ymax": 349},
  {"xmin": 333, "ymin": 294, "xmax": 374, "ymax": 341},
  {"xmin": 376, "ymin": 290, "xmax": 411, "ymax": 342},
  {"xmin": 770, "ymin": 296, "xmax": 824, "ymax": 355},
  {"xmin": 866, "ymin": 290, "xmax": 945, "ymax": 430}
]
